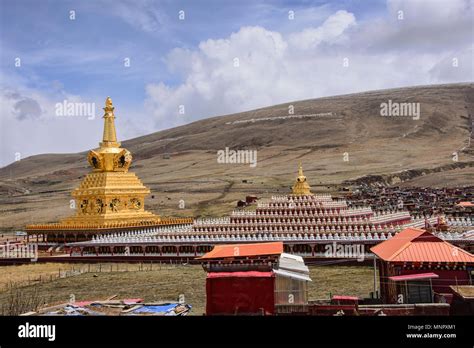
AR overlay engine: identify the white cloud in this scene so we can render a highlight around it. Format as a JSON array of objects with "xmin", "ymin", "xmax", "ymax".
[
  {"xmin": 0, "ymin": 75, "xmax": 103, "ymax": 167},
  {"xmin": 429, "ymin": 47, "xmax": 474, "ymax": 82},
  {"xmin": 145, "ymin": 26, "xmax": 291, "ymax": 127},
  {"xmin": 289, "ymin": 10, "xmax": 356, "ymax": 50},
  {"xmin": 144, "ymin": 2, "xmax": 472, "ymax": 130},
  {"xmin": 387, "ymin": 0, "xmax": 468, "ymax": 23},
  {"xmin": 361, "ymin": 0, "xmax": 473, "ymax": 52}
]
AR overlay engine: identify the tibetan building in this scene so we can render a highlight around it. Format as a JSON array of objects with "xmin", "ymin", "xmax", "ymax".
[
  {"xmin": 200, "ymin": 241, "xmax": 312, "ymax": 315},
  {"xmin": 26, "ymin": 97, "xmax": 192, "ymax": 243},
  {"xmin": 66, "ymin": 164, "xmax": 468, "ymax": 260},
  {"xmin": 371, "ymin": 227, "xmax": 474, "ymax": 304}
]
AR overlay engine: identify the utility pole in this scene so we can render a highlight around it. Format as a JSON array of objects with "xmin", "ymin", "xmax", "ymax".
[{"xmin": 373, "ymin": 255, "xmax": 378, "ymax": 298}]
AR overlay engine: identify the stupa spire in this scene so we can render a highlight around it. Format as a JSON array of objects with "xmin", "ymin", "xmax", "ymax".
[
  {"xmin": 292, "ymin": 162, "xmax": 312, "ymax": 196},
  {"xmin": 87, "ymin": 97, "xmax": 132, "ymax": 172},
  {"xmin": 298, "ymin": 162, "xmax": 304, "ymax": 177},
  {"xmin": 100, "ymin": 97, "xmax": 120, "ymax": 148}
]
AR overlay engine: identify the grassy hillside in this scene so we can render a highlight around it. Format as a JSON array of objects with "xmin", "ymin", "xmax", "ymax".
[{"xmin": 0, "ymin": 83, "xmax": 472, "ymax": 230}]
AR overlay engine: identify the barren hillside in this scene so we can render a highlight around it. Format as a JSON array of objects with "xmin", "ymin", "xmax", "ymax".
[{"xmin": 1, "ymin": 83, "xmax": 473, "ymax": 230}]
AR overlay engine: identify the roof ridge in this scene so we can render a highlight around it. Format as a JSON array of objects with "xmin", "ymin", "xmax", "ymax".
[{"xmin": 440, "ymin": 239, "xmax": 474, "ymax": 258}]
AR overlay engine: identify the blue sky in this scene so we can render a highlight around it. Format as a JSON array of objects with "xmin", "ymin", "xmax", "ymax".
[
  {"xmin": 1, "ymin": 0, "xmax": 472, "ymax": 167},
  {"xmin": 1, "ymin": 0, "xmax": 385, "ymax": 104}
]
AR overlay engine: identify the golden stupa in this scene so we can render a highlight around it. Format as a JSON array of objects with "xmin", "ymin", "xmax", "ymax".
[
  {"xmin": 26, "ymin": 97, "xmax": 192, "ymax": 242},
  {"xmin": 59, "ymin": 97, "xmax": 161, "ymax": 226},
  {"xmin": 291, "ymin": 163, "xmax": 312, "ymax": 196}
]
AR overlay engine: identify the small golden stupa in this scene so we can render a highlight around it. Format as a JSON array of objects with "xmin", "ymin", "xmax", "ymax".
[
  {"xmin": 26, "ymin": 97, "xmax": 191, "ymax": 242},
  {"xmin": 291, "ymin": 163, "xmax": 312, "ymax": 196}
]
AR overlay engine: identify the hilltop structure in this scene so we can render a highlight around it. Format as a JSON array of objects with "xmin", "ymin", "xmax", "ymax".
[{"xmin": 26, "ymin": 98, "xmax": 191, "ymax": 243}]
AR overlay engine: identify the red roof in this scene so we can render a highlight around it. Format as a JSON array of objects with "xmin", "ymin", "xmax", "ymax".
[
  {"xmin": 457, "ymin": 201, "xmax": 474, "ymax": 207},
  {"xmin": 74, "ymin": 301, "xmax": 93, "ymax": 306},
  {"xmin": 199, "ymin": 241, "xmax": 283, "ymax": 259},
  {"xmin": 370, "ymin": 227, "xmax": 474, "ymax": 263},
  {"xmin": 389, "ymin": 272, "xmax": 439, "ymax": 282},
  {"xmin": 123, "ymin": 298, "xmax": 143, "ymax": 304},
  {"xmin": 332, "ymin": 295, "xmax": 359, "ymax": 300},
  {"xmin": 207, "ymin": 271, "xmax": 274, "ymax": 278}
]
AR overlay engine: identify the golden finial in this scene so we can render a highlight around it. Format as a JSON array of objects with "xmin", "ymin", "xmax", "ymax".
[
  {"xmin": 298, "ymin": 162, "xmax": 304, "ymax": 176},
  {"xmin": 99, "ymin": 96, "xmax": 119, "ymax": 148},
  {"xmin": 104, "ymin": 96, "xmax": 114, "ymax": 112}
]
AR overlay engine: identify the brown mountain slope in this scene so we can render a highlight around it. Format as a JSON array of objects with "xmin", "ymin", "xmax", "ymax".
[{"xmin": 0, "ymin": 83, "xmax": 473, "ymax": 230}]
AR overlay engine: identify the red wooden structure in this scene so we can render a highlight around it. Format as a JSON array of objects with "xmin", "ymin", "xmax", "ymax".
[
  {"xmin": 371, "ymin": 228, "xmax": 474, "ymax": 304},
  {"xmin": 206, "ymin": 271, "xmax": 275, "ymax": 315},
  {"xmin": 200, "ymin": 241, "xmax": 311, "ymax": 315}
]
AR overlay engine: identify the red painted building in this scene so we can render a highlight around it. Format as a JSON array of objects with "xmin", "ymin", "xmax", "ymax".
[
  {"xmin": 371, "ymin": 228, "xmax": 474, "ymax": 304},
  {"xmin": 206, "ymin": 271, "xmax": 275, "ymax": 315},
  {"xmin": 200, "ymin": 242, "xmax": 312, "ymax": 315}
]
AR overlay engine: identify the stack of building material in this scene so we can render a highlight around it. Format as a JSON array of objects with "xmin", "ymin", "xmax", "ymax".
[{"xmin": 27, "ymin": 299, "xmax": 192, "ymax": 316}]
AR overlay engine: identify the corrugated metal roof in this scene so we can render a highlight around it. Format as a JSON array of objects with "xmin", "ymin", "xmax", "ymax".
[
  {"xmin": 273, "ymin": 268, "xmax": 312, "ymax": 281},
  {"xmin": 371, "ymin": 227, "xmax": 474, "ymax": 263},
  {"xmin": 199, "ymin": 241, "xmax": 283, "ymax": 259},
  {"xmin": 279, "ymin": 252, "xmax": 304, "ymax": 263},
  {"xmin": 278, "ymin": 253, "xmax": 309, "ymax": 274}
]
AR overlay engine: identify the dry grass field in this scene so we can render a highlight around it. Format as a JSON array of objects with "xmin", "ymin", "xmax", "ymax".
[
  {"xmin": 0, "ymin": 262, "xmax": 72, "ymax": 289},
  {"xmin": 0, "ymin": 263, "xmax": 375, "ymax": 315}
]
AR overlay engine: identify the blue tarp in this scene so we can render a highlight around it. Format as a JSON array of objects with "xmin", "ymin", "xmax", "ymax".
[
  {"xmin": 132, "ymin": 303, "xmax": 178, "ymax": 314},
  {"xmin": 129, "ymin": 303, "xmax": 192, "ymax": 315},
  {"xmin": 42, "ymin": 302, "xmax": 192, "ymax": 316}
]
